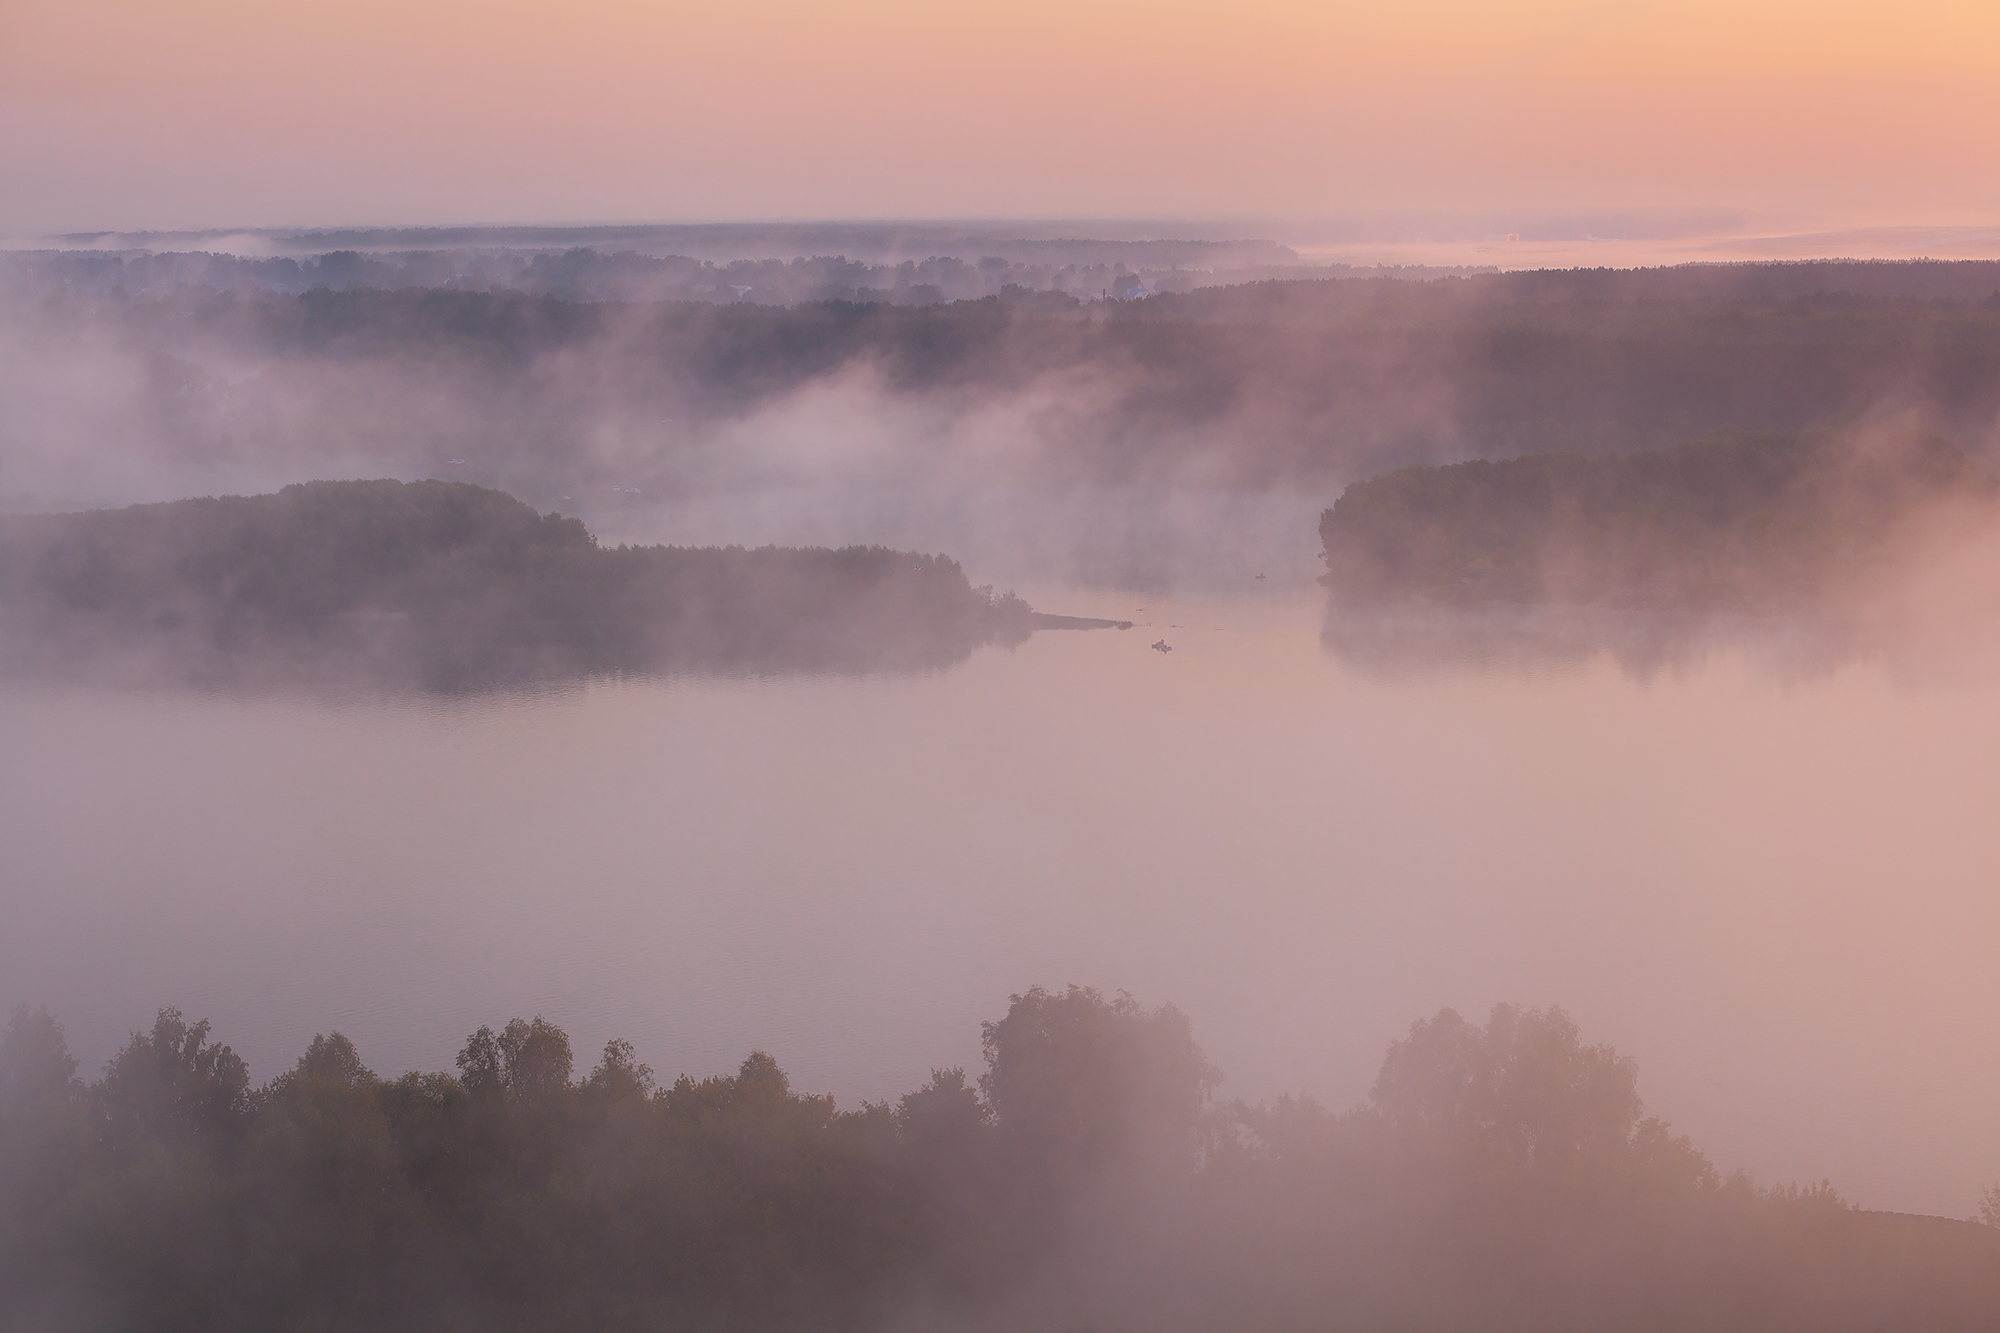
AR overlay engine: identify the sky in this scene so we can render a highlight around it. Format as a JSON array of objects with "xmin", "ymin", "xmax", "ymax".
[{"xmin": 3, "ymin": 0, "xmax": 1998, "ymax": 235}]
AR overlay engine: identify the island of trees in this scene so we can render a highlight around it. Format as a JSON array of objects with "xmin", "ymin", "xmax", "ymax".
[
  {"xmin": 1319, "ymin": 429, "xmax": 1998, "ymax": 608},
  {"xmin": 2, "ymin": 988, "xmax": 1995, "ymax": 1331},
  {"xmin": 0, "ymin": 480, "xmax": 1069, "ymax": 686}
]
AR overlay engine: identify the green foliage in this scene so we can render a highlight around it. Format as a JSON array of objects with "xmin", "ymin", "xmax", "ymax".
[
  {"xmin": 980, "ymin": 984, "xmax": 1218, "ymax": 1183},
  {"xmin": 457, "ymin": 1016, "xmax": 573, "ymax": 1106},
  {"xmin": 2, "ymin": 992, "xmax": 1996, "ymax": 1332},
  {"xmin": 95, "ymin": 1008, "xmax": 251, "ymax": 1152},
  {"xmin": 0, "ymin": 481, "xmax": 1036, "ymax": 686},
  {"xmin": 1320, "ymin": 429, "xmax": 2000, "ymax": 607},
  {"xmin": 22, "ymin": 265, "xmax": 2000, "ymax": 494},
  {"xmin": 1372, "ymin": 1003, "xmax": 1643, "ymax": 1169}
]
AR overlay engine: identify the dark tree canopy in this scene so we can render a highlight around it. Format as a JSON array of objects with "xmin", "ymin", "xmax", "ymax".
[
  {"xmin": 1372, "ymin": 1004, "xmax": 1644, "ymax": 1166},
  {"xmin": 0, "ymin": 480, "xmax": 1040, "ymax": 686},
  {"xmin": 94, "ymin": 1008, "xmax": 250, "ymax": 1152},
  {"xmin": 1320, "ymin": 430, "xmax": 1999, "ymax": 607},
  {"xmin": 4, "ymin": 992, "xmax": 1996, "ymax": 1333},
  {"xmin": 980, "ymin": 985, "xmax": 1218, "ymax": 1184}
]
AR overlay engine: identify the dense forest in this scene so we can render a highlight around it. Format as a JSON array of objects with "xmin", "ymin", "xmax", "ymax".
[
  {"xmin": 1318, "ymin": 430, "xmax": 2000, "ymax": 608},
  {"xmin": 0, "ymin": 481, "xmax": 1044, "ymax": 686},
  {"xmin": 2, "ymin": 988, "xmax": 1995, "ymax": 1332},
  {"xmin": 2, "ymin": 231, "xmax": 1310, "ymax": 305},
  {"xmin": 7, "ymin": 256, "xmax": 2000, "ymax": 528}
]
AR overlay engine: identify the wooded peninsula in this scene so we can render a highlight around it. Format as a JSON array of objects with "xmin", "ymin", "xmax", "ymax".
[
  {"xmin": 0, "ymin": 480, "xmax": 1046, "ymax": 686},
  {"xmin": 1319, "ymin": 430, "xmax": 1998, "ymax": 608}
]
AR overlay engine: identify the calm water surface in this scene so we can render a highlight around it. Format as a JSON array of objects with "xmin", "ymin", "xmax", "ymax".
[{"xmin": 5, "ymin": 588, "xmax": 1999, "ymax": 1216}]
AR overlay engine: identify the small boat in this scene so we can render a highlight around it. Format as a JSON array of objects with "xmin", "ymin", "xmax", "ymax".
[{"xmin": 1151, "ymin": 639, "xmax": 1172, "ymax": 653}]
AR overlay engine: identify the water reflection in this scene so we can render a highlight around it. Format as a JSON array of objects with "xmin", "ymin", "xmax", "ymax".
[
  {"xmin": 0, "ymin": 609, "xmax": 1068, "ymax": 696},
  {"xmin": 6, "ymin": 588, "xmax": 2000, "ymax": 1221},
  {"xmin": 1321, "ymin": 599, "xmax": 1885, "ymax": 683}
]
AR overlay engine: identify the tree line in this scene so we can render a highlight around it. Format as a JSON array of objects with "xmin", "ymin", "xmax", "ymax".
[
  {"xmin": 3, "ymin": 986, "xmax": 1995, "ymax": 1331},
  {"xmin": 0, "ymin": 481, "xmax": 1034, "ymax": 688},
  {"xmin": 10, "ymin": 263, "xmax": 2000, "ymax": 511},
  {"xmin": 1319, "ymin": 429, "xmax": 1999, "ymax": 608}
]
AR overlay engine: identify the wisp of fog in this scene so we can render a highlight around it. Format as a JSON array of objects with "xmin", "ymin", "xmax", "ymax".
[{"xmin": 7, "ymin": 233, "xmax": 2000, "ymax": 1331}]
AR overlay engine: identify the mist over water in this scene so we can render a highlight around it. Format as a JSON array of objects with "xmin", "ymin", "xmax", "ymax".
[
  {"xmin": 9, "ymin": 235, "xmax": 2000, "ymax": 1333},
  {"xmin": 11, "ymin": 0, "xmax": 2000, "ymax": 1303},
  {"xmin": 6, "ymin": 587, "xmax": 1999, "ymax": 1218}
]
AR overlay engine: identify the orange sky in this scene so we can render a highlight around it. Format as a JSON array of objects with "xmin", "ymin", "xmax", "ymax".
[{"xmin": 3, "ymin": 0, "xmax": 1998, "ymax": 233}]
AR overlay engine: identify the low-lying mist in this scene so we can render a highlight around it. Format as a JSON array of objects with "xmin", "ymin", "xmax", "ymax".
[
  {"xmin": 6, "ymin": 987, "xmax": 1996, "ymax": 1332},
  {"xmin": 9, "ymin": 242, "xmax": 2000, "ymax": 1329},
  {"xmin": 7, "ymin": 251, "xmax": 2000, "ymax": 591},
  {"xmin": 1317, "ymin": 427, "xmax": 2000, "ymax": 682}
]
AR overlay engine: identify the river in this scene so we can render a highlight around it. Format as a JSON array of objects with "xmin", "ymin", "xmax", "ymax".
[{"xmin": 4, "ymin": 586, "xmax": 1998, "ymax": 1217}]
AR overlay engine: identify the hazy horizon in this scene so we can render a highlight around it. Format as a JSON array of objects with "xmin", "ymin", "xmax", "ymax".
[
  {"xmin": 15, "ymin": 214, "xmax": 2000, "ymax": 272},
  {"xmin": 8, "ymin": 0, "xmax": 2000, "ymax": 234}
]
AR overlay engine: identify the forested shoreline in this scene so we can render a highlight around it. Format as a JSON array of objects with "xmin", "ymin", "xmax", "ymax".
[
  {"xmin": 9, "ymin": 258, "xmax": 2000, "ymax": 515},
  {"xmin": 0, "ymin": 480, "xmax": 1036, "ymax": 686},
  {"xmin": 1319, "ymin": 430, "xmax": 1999, "ymax": 608},
  {"xmin": 2, "ymin": 989, "xmax": 1995, "ymax": 1332}
]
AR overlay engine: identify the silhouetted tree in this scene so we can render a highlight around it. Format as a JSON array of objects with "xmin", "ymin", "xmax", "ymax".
[
  {"xmin": 1372, "ymin": 1003, "xmax": 1643, "ymax": 1168},
  {"xmin": 3, "ymin": 992, "xmax": 1997, "ymax": 1332},
  {"xmin": 980, "ymin": 985, "xmax": 1218, "ymax": 1184},
  {"xmin": 95, "ymin": 1008, "xmax": 250, "ymax": 1152}
]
